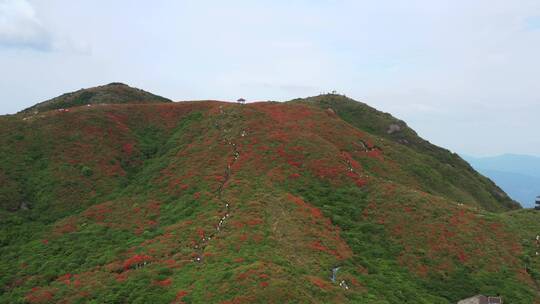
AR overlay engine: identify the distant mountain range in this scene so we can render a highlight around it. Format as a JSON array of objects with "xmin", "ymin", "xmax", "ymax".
[{"xmin": 463, "ymin": 154, "xmax": 540, "ymax": 207}]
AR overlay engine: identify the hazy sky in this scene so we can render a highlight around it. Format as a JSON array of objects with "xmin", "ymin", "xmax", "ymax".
[{"xmin": 1, "ymin": 0, "xmax": 539, "ymax": 156}]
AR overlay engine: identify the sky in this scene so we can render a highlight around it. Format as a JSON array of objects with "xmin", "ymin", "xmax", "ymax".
[{"xmin": 1, "ymin": 0, "xmax": 539, "ymax": 157}]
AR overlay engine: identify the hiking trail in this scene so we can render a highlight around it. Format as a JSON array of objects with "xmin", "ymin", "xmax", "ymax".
[{"xmin": 192, "ymin": 106, "xmax": 242, "ymax": 263}]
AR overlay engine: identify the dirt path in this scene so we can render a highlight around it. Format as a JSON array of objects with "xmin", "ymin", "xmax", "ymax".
[
  {"xmin": 190, "ymin": 107, "xmax": 351, "ymax": 291},
  {"xmin": 192, "ymin": 107, "xmax": 241, "ymax": 263}
]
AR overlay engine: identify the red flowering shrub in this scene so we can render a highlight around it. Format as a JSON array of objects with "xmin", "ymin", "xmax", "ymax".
[
  {"xmin": 246, "ymin": 218, "xmax": 263, "ymax": 226},
  {"xmin": 310, "ymin": 159, "xmax": 341, "ymax": 179},
  {"xmin": 173, "ymin": 290, "xmax": 189, "ymax": 304},
  {"xmin": 83, "ymin": 202, "xmax": 112, "ymax": 222},
  {"xmin": 197, "ymin": 228, "xmax": 205, "ymax": 239},
  {"xmin": 176, "ymin": 290, "xmax": 188, "ymax": 298},
  {"xmin": 309, "ymin": 240, "xmax": 338, "ymax": 257},
  {"xmin": 122, "ymin": 143, "xmax": 134, "ymax": 155},
  {"xmin": 365, "ymin": 184, "xmax": 524, "ymax": 279},
  {"xmin": 106, "ymin": 112, "xmax": 129, "ymax": 132},
  {"xmin": 308, "ymin": 276, "xmax": 330, "ymax": 290},
  {"xmin": 367, "ymin": 148, "xmax": 383, "ymax": 160},
  {"xmin": 54, "ymin": 221, "xmax": 77, "ymax": 235},
  {"xmin": 57, "ymin": 273, "xmax": 72, "ymax": 285},
  {"xmin": 25, "ymin": 287, "xmax": 55, "ymax": 304},
  {"xmin": 123, "ymin": 254, "xmax": 152, "ymax": 270},
  {"xmin": 341, "ymin": 151, "xmax": 361, "ymax": 170},
  {"xmin": 288, "ymin": 194, "xmax": 323, "ymax": 220},
  {"xmin": 154, "ymin": 278, "xmax": 172, "ymax": 287},
  {"xmin": 289, "ymin": 173, "xmax": 301, "ymax": 179},
  {"xmin": 116, "ymin": 273, "xmax": 128, "ymax": 282},
  {"xmin": 355, "ymin": 178, "xmax": 367, "ymax": 187},
  {"xmin": 288, "ymin": 160, "xmax": 302, "ymax": 168}
]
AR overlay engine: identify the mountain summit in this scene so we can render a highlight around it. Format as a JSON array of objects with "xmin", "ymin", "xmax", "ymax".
[
  {"xmin": 1, "ymin": 87, "xmax": 539, "ymax": 303},
  {"xmin": 20, "ymin": 82, "xmax": 171, "ymax": 114}
]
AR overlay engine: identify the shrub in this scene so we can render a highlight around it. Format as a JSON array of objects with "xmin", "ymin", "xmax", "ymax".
[{"xmin": 81, "ymin": 166, "xmax": 93, "ymax": 177}]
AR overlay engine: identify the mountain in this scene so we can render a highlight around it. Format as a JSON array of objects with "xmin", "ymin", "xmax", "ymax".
[
  {"xmin": 19, "ymin": 82, "xmax": 171, "ymax": 114},
  {"xmin": 1, "ymin": 89, "xmax": 539, "ymax": 303},
  {"xmin": 293, "ymin": 95, "xmax": 519, "ymax": 212},
  {"xmin": 475, "ymin": 169, "xmax": 540, "ymax": 208},
  {"xmin": 464, "ymin": 154, "xmax": 540, "ymax": 207},
  {"xmin": 465, "ymin": 154, "xmax": 540, "ymax": 179}
]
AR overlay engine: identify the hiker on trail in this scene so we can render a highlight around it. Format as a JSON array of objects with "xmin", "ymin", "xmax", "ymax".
[{"xmin": 340, "ymin": 280, "xmax": 349, "ymax": 290}]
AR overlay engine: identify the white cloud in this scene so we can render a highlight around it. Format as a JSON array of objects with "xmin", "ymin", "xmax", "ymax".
[
  {"xmin": 0, "ymin": 0, "xmax": 51, "ymax": 50},
  {"xmin": 0, "ymin": 1, "xmax": 539, "ymax": 156}
]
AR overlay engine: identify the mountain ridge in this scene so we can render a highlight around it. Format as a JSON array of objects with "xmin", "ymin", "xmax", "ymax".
[
  {"xmin": 291, "ymin": 94, "xmax": 519, "ymax": 211},
  {"xmin": 1, "ymin": 85, "xmax": 539, "ymax": 303}
]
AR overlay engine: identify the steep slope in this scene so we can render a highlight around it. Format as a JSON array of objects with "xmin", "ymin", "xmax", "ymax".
[
  {"xmin": 0, "ymin": 93, "xmax": 538, "ymax": 303},
  {"xmin": 19, "ymin": 83, "xmax": 171, "ymax": 114},
  {"xmin": 292, "ymin": 94, "xmax": 519, "ymax": 212}
]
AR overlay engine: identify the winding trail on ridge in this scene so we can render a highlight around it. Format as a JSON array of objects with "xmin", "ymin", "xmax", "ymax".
[
  {"xmin": 192, "ymin": 106, "xmax": 241, "ymax": 263},
  {"xmin": 327, "ymin": 151, "xmax": 368, "ymax": 290},
  {"xmin": 190, "ymin": 105, "xmax": 352, "ymax": 292}
]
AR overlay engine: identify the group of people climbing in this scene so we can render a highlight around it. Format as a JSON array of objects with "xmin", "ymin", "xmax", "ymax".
[
  {"xmin": 191, "ymin": 104, "xmax": 351, "ymax": 291},
  {"xmin": 192, "ymin": 106, "xmax": 241, "ymax": 263}
]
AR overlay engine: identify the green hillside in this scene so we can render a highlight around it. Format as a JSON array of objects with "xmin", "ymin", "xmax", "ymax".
[
  {"xmin": 292, "ymin": 94, "xmax": 518, "ymax": 212},
  {"xmin": 1, "ymin": 88, "xmax": 539, "ymax": 303}
]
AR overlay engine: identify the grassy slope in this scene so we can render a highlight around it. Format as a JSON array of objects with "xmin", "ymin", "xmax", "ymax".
[
  {"xmin": 0, "ymin": 98, "xmax": 538, "ymax": 303},
  {"xmin": 292, "ymin": 94, "xmax": 519, "ymax": 212}
]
